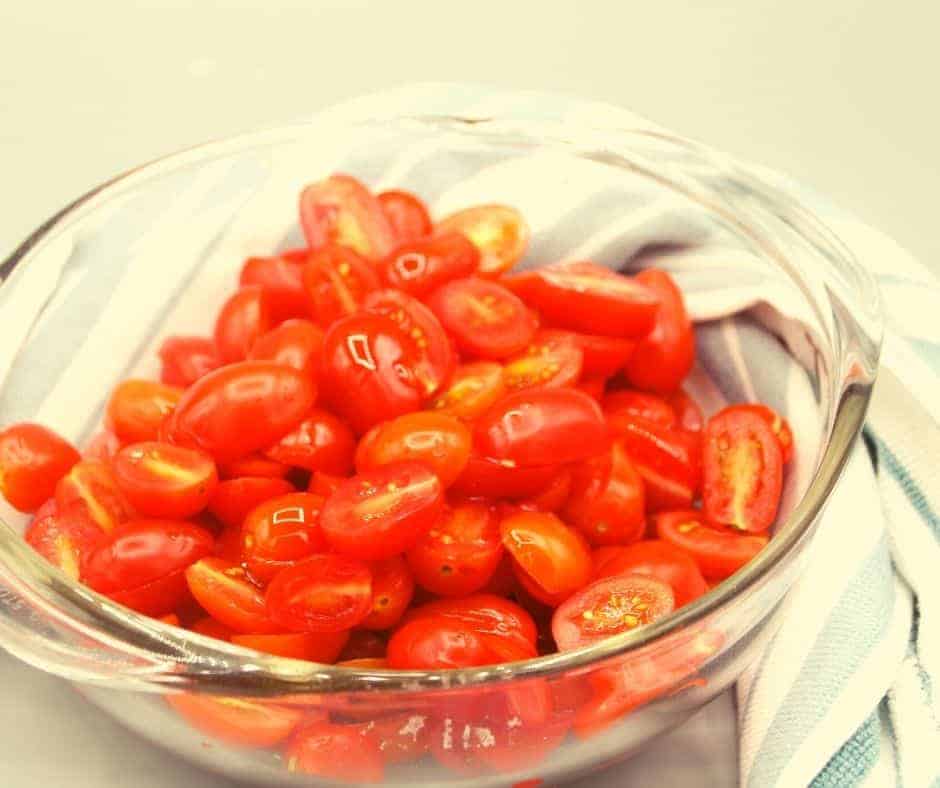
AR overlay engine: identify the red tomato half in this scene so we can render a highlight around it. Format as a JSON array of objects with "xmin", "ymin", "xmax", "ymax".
[
  {"xmin": 300, "ymin": 174, "xmax": 395, "ymax": 259},
  {"xmin": 232, "ymin": 631, "xmax": 349, "ymax": 663},
  {"xmin": 0, "ymin": 423, "xmax": 80, "ymax": 513},
  {"xmin": 302, "ymin": 243, "xmax": 381, "ymax": 328},
  {"xmin": 320, "ymin": 462, "xmax": 444, "ymax": 560},
  {"xmin": 436, "ymin": 204, "xmax": 529, "ymax": 276},
  {"xmin": 241, "ymin": 492, "xmax": 327, "ymax": 583},
  {"xmin": 217, "ymin": 454, "xmax": 290, "ymax": 480},
  {"xmin": 702, "ymin": 407, "xmax": 783, "ymax": 533},
  {"xmin": 264, "ymin": 408, "xmax": 355, "ymax": 475},
  {"xmin": 214, "ymin": 286, "xmax": 273, "ymax": 364},
  {"xmin": 239, "ymin": 251, "xmax": 309, "ymax": 322},
  {"xmin": 592, "ymin": 540, "xmax": 708, "ymax": 607},
  {"xmin": 307, "ymin": 471, "xmax": 344, "ymax": 498},
  {"xmin": 732, "ymin": 404, "xmax": 794, "ymax": 463},
  {"xmin": 377, "ymin": 189, "xmax": 433, "ymax": 243},
  {"xmin": 360, "ymin": 556, "xmax": 415, "ymax": 630},
  {"xmin": 426, "ymin": 278, "xmax": 538, "ymax": 360},
  {"xmin": 185, "ymin": 557, "xmax": 279, "ymax": 634},
  {"xmin": 521, "ymin": 469, "xmax": 573, "ymax": 513},
  {"xmin": 450, "ymin": 452, "xmax": 558, "ymax": 500},
  {"xmin": 25, "ymin": 502, "xmax": 103, "ymax": 580},
  {"xmin": 55, "ymin": 460, "xmax": 134, "ymax": 533},
  {"xmin": 401, "ymin": 594, "xmax": 537, "ymax": 651},
  {"xmin": 475, "ymin": 388, "xmax": 609, "ymax": 468},
  {"xmin": 112, "ymin": 442, "xmax": 217, "ymax": 519},
  {"xmin": 623, "ymin": 269, "xmax": 694, "ymax": 394},
  {"xmin": 158, "ymin": 336, "xmax": 221, "ymax": 389},
  {"xmin": 162, "ymin": 361, "xmax": 317, "ymax": 463},
  {"xmin": 286, "ymin": 720, "xmax": 384, "ymax": 783},
  {"xmin": 574, "ymin": 333, "xmax": 636, "ymax": 377},
  {"xmin": 248, "ymin": 319, "xmax": 324, "ymax": 378},
  {"xmin": 382, "ymin": 232, "xmax": 479, "ymax": 298},
  {"xmin": 505, "ymin": 261, "xmax": 660, "ymax": 338},
  {"xmin": 107, "ymin": 380, "xmax": 182, "ymax": 444},
  {"xmin": 655, "ymin": 510, "xmax": 769, "ymax": 580},
  {"xmin": 604, "ymin": 390, "xmax": 677, "ymax": 429},
  {"xmin": 169, "ymin": 694, "xmax": 304, "ymax": 749},
  {"xmin": 502, "ymin": 330, "xmax": 583, "ymax": 392},
  {"xmin": 387, "ymin": 615, "xmax": 523, "ymax": 670},
  {"xmin": 430, "ymin": 361, "xmax": 506, "ymax": 422}
]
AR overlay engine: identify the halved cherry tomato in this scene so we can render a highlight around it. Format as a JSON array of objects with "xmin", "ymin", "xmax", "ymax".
[
  {"xmin": 248, "ymin": 319, "xmax": 324, "ymax": 378},
  {"xmin": 338, "ymin": 629, "xmax": 388, "ymax": 662},
  {"xmin": 213, "ymin": 285, "xmax": 273, "ymax": 364},
  {"xmin": 0, "ymin": 423, "xmax": 80, "ymax": 513},
  {"xmin": 185, "ymin": 557, "xmax": 280, "ymax": 634},
  {"xmin": 107, "ymin": 380, "xmax": 182, "ymax": 444},
  {"xmin": 552, "ymin": 573, "xmax": 674, "ymax": 651},
  {"xmin": 731, "ymin": 403, "xmax": 794, "ymax": 463},
  {"xmin": 655, "ymin": 510, "xmax": 769, "ymax": 580},
  {"xmin": 387, "ymin": 615, "xmax": 531, "ymax": 669},
  {"xmin": 357, "ymin": 711, "xmax": 431, "ymax": 765},
  {"xmin": 299, "ymin": 173, "xmax": 396, "ymax": 259},
  {"xmin": 239, "ymin": 251, "xmax": 309, "ymax": 322},
  {"xmin": 502, "ymin": 330, "xmax": 583, "ymax": 392},
  {"xmin": 363, "ymin": 288, "xmax": 456, "ymax": 397},
  {"xmin": 667, "ymin": 388, "xmax": 705, "ymax": 432},
  {"xmin": 407, "ymin": 503, "xmax": 502, "ymax": 597},
  {"xmin": 475, "ymin": 388, "xmax": 609, "ymax": 468},
  {"xmin": 592, "ymin": 540, "xmax": 707, "ymax": 607},
  {"xmin": 436, "ymin": 204, "xmax": 529, "ymax": 276},
  {"xmin": 318, "ymin": 313, "xmax": 424, "ymax": 435},
  {"xmin": 265, "ymin": 554, "xmax": 373, "ymax": 633},
  {"xmin": 702, "ymin": 406, "xmax": 783, "ymax": 532},
  {"xmin": 169, "ymin": 694, "xmax": 304, "ymax": 749},
  {"xmin": 500, "ymin": 512, "xmax": 592, "ymax": 607},
  {"xmin": 241, "ymin": 492, "xmax": 327, "ymax": 583},
  {"xmin": 320, "ymin": 462, "xmax": 444, "ymax": 560},
  {"xmin": 217, "ymin": 453, "xmax": 290, "ymax": 480},
  {"xmin": 623, "ymin": 269, "xmax": 694, "ymax": 394},
  {"xmin": 208, "ymin": 477, "xmax": 295, "ymax": 529},
  {"xmin": 214, "ymin": 523, "xmax": 243, "ymax": 564},
  {"xmin": 190, "ymin": 615, "xmax": 235, "ymax": 641},
  {"xmin": 158, "ymin": 336, "xmax": 221, "ymax": 388},
  {"xmin": 576, "ymin": 377, "xmax": 607, "ymax": 402},
  {"xmin": 286, "ymin": 720, "xmax": 384, "ymax": 782},
  {"xmin": 401, "ymin": 594, "xmax": 537, "ymax": 651},
  {"xmin": 25, "ymin": 501, "xmax": 103, "ymax": 580},
  {"xmin": 231, "ymin": 631, "xmax": 349, "ymax": 663},
  {"xmin": 264, "ymin": 408, "xmax": 355, "ymax": 475},
  {"xmin": 158, "ymin": 613, "xmax": 181, "ymax": 627},
  {"xmin": 355, "ymin": 412, "xmax": 470, "ymax": 488},
  {"xmin": 382, "ymin": 232, "xmax": 479, "ymax": 298},
  {"xmin": 162, "ymin": 361, "xmax": 317, "ymax": 463},
  {"xmin": 450, "ymin": 452, "xmax": 558, "ymax": 500},
  {"xmin": 564, "ymin": 441, "xmax": 645, "ymax": 546},
  {"xmin": 85, "ymin": 520, "xmax": 214, "ymax": 615},
  {"xmin": 83, "ymin": 430, "xmax": 122, "ymax": 463},
  {"xmin": 426, "ymin": 278, "xmax": 538, "ymax": 359},
  {"xmin": 505, "ymin": 261, "xmax": 660, "ymax": 338},
  {"xmin": 574, "ymin": 333, "xmax": 636, "ymax": 377},
  {"xmin": 378, "ymin": 189, "xmax": 433, "ymax": 243},
  {"xmin": 430, "ymin": 361, "xmax": 506, "ymax": 421},
  {"xmin": 604, "ymin": 389, "xmax": 677, "ymax": 429},
  {"xmin": 55, "ymin": 460, "xmax": 134, "ymax": 533},
  {"xmin": 112, "ymin": 442, "xmax": 217, "ymax": 519},
  {"xmin": 360, "ymin": 556, "xmax": 415, "ymax": 630},
  {"xmin": 307, "ymin": 471, "xmax": 344, "ymax": 498},
  {"xmin": 303, "ymin": 243, "xmax": 381, "ymax": 328},
  {"xmin": 519, "ymin": 469, "xmax": 572, "ymax": 513}
]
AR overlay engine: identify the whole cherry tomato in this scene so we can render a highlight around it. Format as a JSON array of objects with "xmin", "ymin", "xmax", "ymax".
[
  {"xmin": 505, "ymin": 261, "xmax": 660, "ymax": 338},
  {"xmin": 360, "ymin": 556, "xmax": 415, "ymax": 630},
  {"xmin": 285, "ymin": 720, "xmax": 384, "ymax": 782},
  {"xmin": 107, "ymin": 380, "xmax": 183, "ymax": 444},
  {"xmin": 158, "ymin": 336, "xmax": 221, "ymax": 388},
  {"xmin": 55, "ymin": 460, "xmax": 134, "ymax": 533},
  {"xmin": 0, "ymin": 423, "xmax": 80, "ymax": 512},
  {"xmin": 241, "ymin": 492, "xmax": 327, "ymax": 583},
  {"xmin": 592, "ymin": 540, "xmax": 708, "ymax": 607},
  {"xmin": 475, "ymin": 387, "xmax": 609, "ymax": 468},
  {"xmin": 231, "ymin": 631, "xmax": 349, "ymax": 663},
  {"xmin": 401, "ymin": 594, "xmax": 537, "ymax": 651},
  {"xmin": 603, "ymin": 389, "xmax": 677, "ymax": 429},
  {"xmin": 302, "ymin": 243, "xmax": 381, "ymax": 328},
  {"xmin": 162, "ymin": 361, "xmax": 317, "ymax": 463},
  {"xmin": 239, "ymin": 250, "xmax": 309, "ymax": 322},
  {"xmin": 667, "ymin": 388, "xmax": 705, "ymax": 432},
  {"xmin": 574, "ymin": 333, "xmax": 636, "ymax": 377},
  {"xmin": 377, "ymin": 189, "xmax": 433, "ymax": 243},
  {"xmin": 185, "ymin": 557, "xmax": 279, "ymax": 634},
  {"xmin": 702, "ymin": 406, "xmax": 783, "ymax": 532},
  {"xmin": 429, "ymin": 361, "xmax": 506, "ymax": 422},
  {"xmin": 655, "ymin": 510, "xmax": 769, "ymax": 580},
  {"xmin": 265, "ymin": 554, "xmax": 373, "ymax": 633},
  {"xmin": 387, "ymin": 615, "xmax": 519, "ymax": 669},
  {"xmin": 299, "ymin": 173, "xmax": 396, "ymax": 259},
  {"xmin": 248, "ymin": 319, "xmax": 324, "ymax": 378},
  {"xmin": 730, "ymin": 403, "xmax": 794, "ymax": 463},
  {"xmin": 623, "ymin": 269, "xmax": 694, "ymax": 394},
  {"xmin": 355, "ymin": 412, "xmax": 470, "ymax": 488},
  {"xmin": 427, "ymin": 277, "xmax": 537, "ymax": 360},
  {"xmin": 450, "ymin": 452, "xmax": 558, "ymax": 500},
  {"xmin": 25, "ymin": 501, "xmax": 103, "ymax": 580},
  {"xmin": 435, "ymin": 204, "xmax": 529, "ymax": 276},
  {"xmin": 214, "ymin": 285, "xmax": 273, "ymax": 364},
  {"xmin": 320, "ymin": 462, "xmax": 444, "ymax": 561},
  {"xmin": 264, "ymin": 408, "xmax": 355, "ymax": 475},
  {"xmin": 168, "ymin": 694, "xmax": 304, "ymax": 749},
  {"xmin": 502, "ymin": 330, "xmax": 583, "ymax": 392},
  {"xmin": 382, "ymin": 232, "xmax": 479, "ymax": 298},
  {"xmin": 406, "ymin": 503, "xmax": 503, "ymax": 597}
]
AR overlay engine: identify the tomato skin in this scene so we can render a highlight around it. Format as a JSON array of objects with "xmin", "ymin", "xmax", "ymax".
[
  {"xmin": 217, "ymin": 453, "xmax": 290, "ymax": 480},
  {"xmin": 163, "ymin": 361, "xmax": 317, "ymax": 463},
  {"xmin": 360, "ymin": 556, "xmax": 415, "ymax": 630},
  {"xmin": 502, "ymin": 330, "xmax": 583, "ymax": 392},
  {"xmin": 731, "ymin": 404, "xmax": 794, "ymax": 463},
  {"xmin": 505, "ymin": 261, "xmax": 660, "ymax": 338},
  {"xmin": 0, "ymin": 423, "xmax": 81, "ymax": 513},
  {"xmin": 285, "ymin": 720, "xmax": 384, "ymax": 783},
  {"xmin": 401, "ymin": 594, "xmax": 537, "ymax": 650},
  {"xmin": 378, "ymin": 189, "xmax": 433, "ymax": 242},
  {"xmin": 338, "ymin": 629, "xmax": 388, "ymax": 662},
  {"xmin": 355, "ymin": 412, "xmax": 470, "ymax": 488},
  {"xmin": 655, "ymin": 510, "xmax": 769, "ymax": 580},
  {"xmin": 303, "ymin": 243, "xmax": 381, "ymax": 328},
  {"xmin": 565, "ymin": 441, "xmax": 645, "ymax": 546},
  {"xmin": 667, "ymin": 388, "xmax": 705, "ymax": 432},
  {"xmin": 112, "ymin": 442, "xmax": 218, "ymax": 520},
  {"xmin": 231, "ymin": 631, "xmax": 349, "ymax": 663},
  {"xmin": 702, "ymin": 407, "xmax": 783, "ymax": 533},
  {"xmin": 592, "ymin": 540, "xmax": 707, "ymax": 607},
  {"xmin": 239, "ymin": 251, "xmax": 309, "ymax": 322},
  {"xmin": 107, "ymin": 380, "xmax": 183, "ymax": 444},
  {"xmin": 265, "ymin": 554, "xmax": 373, "ymax": 633},
  {"xmin": 307, "ymin": 471, "xmax": 344, "ymax": 498},
  {"xmin": 241, "ymin": 493, "xmax": 327, "ymax": 584},
  {"xmin": 450, "ymin": 453, "xmax": 558, "ymax": 500},
  {"xmin": 320, "ymin": 462, "xmax": 444, "ymax": 561},
  {"xmin": 576, "ymin": 377, "xmax": 607, "ymax": 402},
  {"xmin": 248, "ymin": 319, "xmax": 324, "ymax": 378},
  {"xmin": 264, "ymin": 408, "xmax": 355, "ymax": 475},
  {"xmin": 406, "ymin": 503, "xmax": 503, "ymax": 597},
  {"xmin": 430, "ymin": 361, "xmax": 506, "ymax": 422},
  {"xmin": 185, "ymin": 557, "xmax": 280, "ymax": 634},
  {"xmin": 623, "ymin": 269, "xmax": 694, "ymax": 394},
  {"xmin": 436, "ymin": 204, "xmax": 529, "ymax": 276},
  {"xmin": 190, "ymin": 616, "xmax": 235, "ymax": 641},
  {"xmin": 55, "ymin": 460, "xmax": 134, "ymax": 533},
  {"xmin": 25, "ymin": 502, "xmax": 103, "ymax": 580},
  {"xmin": 387, "ymin": 615, "xmax": 518, "ymax": 669},
  {"xmin": 426, "ymin": 278, "xmax": 538, "ymax": 359},
  {"xmin": 574, "ymin": 333, "xmax": 636, "ymax": 377},
  {"xmin": 521, "ymin": 469, "xmax": 573, "ymax": 513},
  {"xmin": 500, "ymin": 512, "xmax": 592, "ymax": 607},
  {"xmin": 382, "ymin": 232, "xmax": 479, "ymax": 298},
  {"xmin": 214, "ymin": 286, "xmax": 273, "ymax": 364},
  {"xmin": 604, "ymin": 389, "xmax": 677, "ymax": 430},
  {"xmin": 207, "ymin": 477, "xmax": 295, "ymax": 529},
  {"xmin": 318, "ymin": 313, "xmax": 424, "ymax": 435},
  {"xmin": 158, "ymin": 336, "xmax": 221, "ymax": 388},
  {"xmin": 475, "ymin": 387, "xmax": 609, "ymax": 468},
  {"xmin": 299, "ymin": 173, "xmax": 396, "ymax": 259},
  {"xmin": 169, "ymin": 694, "xmax": 304, "ymax": 749}
]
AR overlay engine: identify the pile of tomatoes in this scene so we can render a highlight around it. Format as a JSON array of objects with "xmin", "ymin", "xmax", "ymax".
[{"xmin": 0, "ymin": 174, "xmax": 792, "ymax": 781}]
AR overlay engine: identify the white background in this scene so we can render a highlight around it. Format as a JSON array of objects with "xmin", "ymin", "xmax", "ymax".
[{"xmin": 0, "ymin": 1, "xmax": 935, "ymax": 785}]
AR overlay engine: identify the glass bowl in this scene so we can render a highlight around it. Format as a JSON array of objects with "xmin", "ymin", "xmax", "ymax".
[{"xmin": 0, "ymin": 114, "xmax": 881, "ymax": 786}]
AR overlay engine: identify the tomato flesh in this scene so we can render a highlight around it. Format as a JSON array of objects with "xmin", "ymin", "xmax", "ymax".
[
  {"xmin": 430, "ymin": 361, "xmax": 505, "ymax": 421},
  {"xmin": 435, "ymin": 204, "xmax": 529, "ymax": 275},
  {"xmin": 169, "ymin": 694, "xmax": 304, "ymax": 749},
  {"xmin": 732, "ymin": 403, "xmax": 794, "ymax": 463},
  {"xmin": 25, "ymin": 502, "xmax": 103, "ymax": 580},
  {"xmin": 185, "ymin": 557, "xmax": 280, "ymax": 634},
  {"xmin": 592, "ymin": 539, "xmax": 708, "ymax": 607},
  {"xmin": 655, "ymin": 510, "xmax": 769, "ymax": 580},
  {"xmin": 55, "ymin": 460, "xmax": 134, "ymax": 533},
  {"xmin": 107, "ymin": 380, "xmax": 182, "ymax": 444},
  {"xmin": 0, "ymin": 423, "xmax": 80, "ymax": 513},
  {"xmin": 303, "ymin": 243, "xmax": 381, "ymax": 328},
  {"xmin": 502, "ymin": 330, "xmax": 583, "ymax": 392},
  {"xmin": 239, "ymin": 251, "xmax": 309, "ymax": 322}
]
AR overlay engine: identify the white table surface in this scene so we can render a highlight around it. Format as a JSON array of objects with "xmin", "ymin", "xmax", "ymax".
[{"xmin": 0, "ymin": 1, "xmax": 935, "ymax": 785}]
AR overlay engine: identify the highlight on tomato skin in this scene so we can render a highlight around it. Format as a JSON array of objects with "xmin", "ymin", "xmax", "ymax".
[{"xmin": 240, "ymin": 492, "xmax": 328, "ymax": 584}]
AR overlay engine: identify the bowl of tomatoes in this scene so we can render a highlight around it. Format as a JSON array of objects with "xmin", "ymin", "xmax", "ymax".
[{"xmin": 0, "ymin": 115, "xmax": 880, "ymax": 786}]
